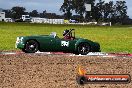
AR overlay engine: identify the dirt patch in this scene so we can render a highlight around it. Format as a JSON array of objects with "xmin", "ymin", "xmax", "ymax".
[{"xmin": 0, "ymin": 54, "xmax": 132, "ymax": 88}]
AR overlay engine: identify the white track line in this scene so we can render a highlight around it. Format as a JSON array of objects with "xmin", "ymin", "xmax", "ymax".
[
  {"xmin": 0, "ymin": 52, "xmax": 132, "ymax": 58},
  {"xmin": 36, "ymin": 51, "xmax": 51, "ymax": 54},
  {"xmin": 0, "ymin": 52, "xmax": 17, "ymax": 55},
  {"xmin": 70, "ymin": 52, "xmax": 108, "ymax": 56}
]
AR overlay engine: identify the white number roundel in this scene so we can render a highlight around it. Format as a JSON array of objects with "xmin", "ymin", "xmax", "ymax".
[{"xmin": 61, "ymin": 41, "xmax": 69, "ymax": 47}]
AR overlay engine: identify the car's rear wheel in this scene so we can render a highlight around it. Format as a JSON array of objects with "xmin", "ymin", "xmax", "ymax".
[
  {"xmin": 23, "ymin": 40, "xmax": 39, "ymax": 53},
  {"xmin": 77, "ymin": 43, "xmax": 90, "ymax": 55}
]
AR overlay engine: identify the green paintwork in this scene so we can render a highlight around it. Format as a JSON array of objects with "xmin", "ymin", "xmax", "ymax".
[{"xmin": 16, "ymin": 34, "xmax": 100, "ymax": 53}]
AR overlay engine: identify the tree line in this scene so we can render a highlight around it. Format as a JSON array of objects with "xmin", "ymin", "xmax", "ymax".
[
  {"xmin": 60, "ymin": 0, "xmax": 132, "ymax": 24},
  {"xmin": 2, "ymin": 0, "xmax": 132, "ymax": 24},
  {"xmin": 3, "ymin": 7, "xmax": 63, "ymax": 20}
]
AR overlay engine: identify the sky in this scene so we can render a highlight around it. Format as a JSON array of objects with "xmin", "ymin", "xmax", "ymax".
[{"xmin": 0, "ymin": 0, "xmax": 132, "ymax": 18}]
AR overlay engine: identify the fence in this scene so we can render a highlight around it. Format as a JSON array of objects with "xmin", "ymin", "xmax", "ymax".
[{"xmin": 31, "ymin": 18, "xmax": 64, "ymax": 24}]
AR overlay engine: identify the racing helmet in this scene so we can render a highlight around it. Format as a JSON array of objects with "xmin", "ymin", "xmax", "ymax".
[{"xmin": 63, "ymin": 29, "xmax": 69, "ymax": 36}]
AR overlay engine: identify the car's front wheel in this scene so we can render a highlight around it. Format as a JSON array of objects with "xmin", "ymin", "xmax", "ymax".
[
  {"xmin": 23, "ymin": 40, "xmax": 39, "ymax": 53},
  {"xmin": 77, "ymin": 43, "xmax": 90, "ymax": 55}
]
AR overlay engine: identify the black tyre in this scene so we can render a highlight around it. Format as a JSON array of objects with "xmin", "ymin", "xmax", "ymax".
[
  {"xmin": 23, "ymin": 40, "xmax": 39, "ymax": 53},
  {"xmin": 22, "ymin": 48, "xmax": 27, "ymax": 53},
  {"xmin": 76, "ymin": 76, "xmax": 87, "ymax": 85},
  {"xmin": 77, "ymin": 43, "xmax": 90, "ymax": 55}
]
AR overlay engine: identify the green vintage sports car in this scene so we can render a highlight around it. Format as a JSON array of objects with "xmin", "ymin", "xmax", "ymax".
[{"xmin": 15, "ymin": 29, "xmax": 101, "ymax": 55}]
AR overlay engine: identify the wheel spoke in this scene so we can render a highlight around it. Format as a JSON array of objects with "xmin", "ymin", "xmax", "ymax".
[
  {"xmin": 25, "ymin": 40, "xmax": 38, "ymax": 53},
  {"xmin": 78, "ymin": 43, "xmax": 90, "ymax": 55}
]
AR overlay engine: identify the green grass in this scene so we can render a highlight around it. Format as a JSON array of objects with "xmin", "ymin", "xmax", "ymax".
[{"xmin": 0, "ymin": 22, "xmax": 132, "ymax": 53}]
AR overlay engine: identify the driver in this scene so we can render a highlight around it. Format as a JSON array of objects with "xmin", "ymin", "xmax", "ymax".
[{"xmin": 63, "ymin": 29, "xmax": 73, "ymax": 40}]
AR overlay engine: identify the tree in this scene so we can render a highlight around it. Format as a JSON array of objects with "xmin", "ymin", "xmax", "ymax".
[
  {"xmin": 96, "ymin": 1, "xmax": 114, "ymax": 22},
  {"xmin": 3, "ymin": 9, "xmax": 12, "ymax": 18},
  {"xmin": 60, "ymin": 0, "xmax": 96, "ymax": 21},
  {"xmin": 107, "ymin": 1, "xmax": 114, "ymax": 21},
  {"xmin": 103, "ymin": 2, "xmax": 113, "ymax": 21},
  {"xmin": 11, "ymin": 6, "xmax": 26, "ymax": 19},
  {"xmin": 39, "ymin": 10, "xmax": 47, "ymax": 18},
  {"xmin": 73, "ymin": 0, "xmax": 85, "ymax": 19},
  {"xmin": 72, "ymin": 0, "xmax": 96, "ymax": 21},
  {"xmin": 29, "ymin": 10, "xmax": 39, "ymax": 17},
  {"xmin": 95, "ymin": 0, "xmax": 105, "ymax": 21},
  {"xmin": 60, "ymin": 0, "xmax": 73, "ymax": 19},
  {"xmin": 91, "ymin": 0, "xmax": 128, "ymax": 24},
  {"xmin": 115, "ymin": 1, "xmax": 127, "ymax": 24}
]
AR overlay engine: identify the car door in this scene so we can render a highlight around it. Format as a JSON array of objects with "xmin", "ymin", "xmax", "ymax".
[
  {"xmin": 59, "ymin": 39, "xmax": 77, "ymax": 52},
  {"xmin": 38, "ymin": 36, "xmax": 54, "ymax": 51},
  {"xmin": 47, "ymin": 37, "xmax": 77, "ymax": 52},
  {"xmin": 48, "ymin": 37, "xmax": 61, "ymax": 51},
  {"xmin": 50, "ymin": 39, "xmax": 76, "ymax": 52}
]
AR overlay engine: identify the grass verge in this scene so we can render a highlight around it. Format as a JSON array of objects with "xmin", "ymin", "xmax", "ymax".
[{"xmin": 0, "ymin": 22, "xmax": 132, "ymax": 53}]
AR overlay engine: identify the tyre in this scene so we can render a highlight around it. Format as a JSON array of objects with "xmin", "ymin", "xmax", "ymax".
[
  {"xmin": 23, "ymin": 40, "xmax": 39, "ymax": 53},
  {"xmin": 22, "ymin": 48, "xmax": 27, "ymax": 53},
  {"xmin": 77, "ymin": 43, "xmax": 90, "ymax": 55},
  {"xmin": 76, "ymin": 76, "xmax": 87, "ymax": 85}
]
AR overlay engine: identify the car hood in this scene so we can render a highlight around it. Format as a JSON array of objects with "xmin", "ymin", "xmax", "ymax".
[
  {"xmin": 18, "ymin": 35, "xmax": 50, "ymax": 38},
  {"xmin": 75, "ymin": 37, "xmax": 100, "ymax": 45}
]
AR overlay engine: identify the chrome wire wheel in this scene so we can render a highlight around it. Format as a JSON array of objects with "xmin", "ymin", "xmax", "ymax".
[
  {"xmin": 24, "ymin": 40, "xmax": 38, "ymax": 53},
  {"xmin": 78, "ymin": 43, "xmax": 90, "ymax": 55}
]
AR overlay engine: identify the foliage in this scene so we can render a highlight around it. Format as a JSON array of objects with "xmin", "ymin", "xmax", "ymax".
[
  {"xmin": 29, "ymin": 10, "xmax": 39, "ymax": 17},
  {"xmin": 2, "ymin": 1, "xmax": 130, "ymax": 24},
  {"xmin": 60, "ymin": 0, "xmax": 129, "ymax": 24},
  {"xmin": 3, "ymin": 9, "xmax": 12, "ymax": 18},
  {"xmin": 11, "ymin": 6, "xmax": 26, "ymax": 19},
  {"xmin": 60, "ymin": 0, "xmax": 73, "ymax": 19},
  {"xmin": 3, "ymin": 7, "xmax": 64, "ymax": 20}
]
